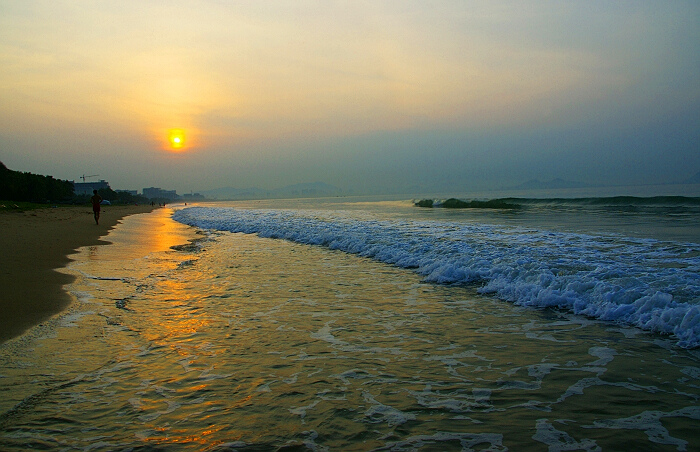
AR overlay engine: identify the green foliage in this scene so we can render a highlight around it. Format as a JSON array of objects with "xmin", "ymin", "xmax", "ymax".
[
  {"xmin": 0, "ymin": 162, "xmax": 152, "ymax": 206},
  {"xmin": 73, "ymin": 187, "xmax": 149, "ymax": 205},
  {"xmin": 0, "ymin": 200, "xmax": 51, "ymax": 212},
  {"xmin": 97, "ymin": 187, "xmax": 150, "ymax": 205},
  {"xmin": 0, "ymin": 162, "xmax": 74, "ymax": 203}
]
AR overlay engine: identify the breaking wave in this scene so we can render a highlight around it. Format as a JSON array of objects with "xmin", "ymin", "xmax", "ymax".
[
  {"xmin": 415, "ymin": 196, "xmax": 700, "ymax": 213},
  {"xmin": 173, "ymin": 206, "xmax": 700, "ymax": 348}
]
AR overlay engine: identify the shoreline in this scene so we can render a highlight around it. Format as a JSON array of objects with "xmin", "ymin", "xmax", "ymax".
[{"xmin": 0, "ymin": 204, "xmax": 157, "ymax": 344}]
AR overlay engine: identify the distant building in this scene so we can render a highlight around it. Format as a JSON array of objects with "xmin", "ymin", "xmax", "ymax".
[
  {"xmin": 182, "ymin": 192, "xmax": 205, "ymax": 200},
  {"xmin": 116, "ymin": 189, "xmax": 138, "ymax": 195},
  {"xmin": 143, "ymin": 187, "xmax": 179, "ymax": 200},
  {"xmin": 73, "ymin": 180, "xmax": 110, "ymax": 195}
]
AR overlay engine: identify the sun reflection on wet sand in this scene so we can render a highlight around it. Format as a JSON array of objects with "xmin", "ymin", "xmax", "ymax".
[{"xmin": 85, "ymin": 207, "xmax": 198, "ymax": 260}]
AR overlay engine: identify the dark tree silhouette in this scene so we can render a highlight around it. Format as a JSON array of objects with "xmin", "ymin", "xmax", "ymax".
[{"xmin": 0, "ymin": 162, "xmax": 75, "ymax": 203}]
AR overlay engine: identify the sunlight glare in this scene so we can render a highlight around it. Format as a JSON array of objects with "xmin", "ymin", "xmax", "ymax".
[{"xmin": 168, "ymin": 129, "xmax": 186, "ymax": 151}]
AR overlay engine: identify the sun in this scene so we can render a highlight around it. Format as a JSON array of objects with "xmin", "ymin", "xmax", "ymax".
[{"xmin": 168, "ymin": 129, "xmax": 186, "ymax": 150}]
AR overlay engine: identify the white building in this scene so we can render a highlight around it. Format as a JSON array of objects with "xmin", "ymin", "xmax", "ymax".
[{"xmin": 73, "ymin": 180, "xmax": 110, "ymax": 195}]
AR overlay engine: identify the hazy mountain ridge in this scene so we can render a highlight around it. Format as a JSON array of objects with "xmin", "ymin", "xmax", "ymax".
[
  {"xmin": 681, "ymin": 171, "xmax": 700, "ymax": 185},
  {"xmin": 507, "ymin": 173, "xmax": 700, "ymax": 193},
  {"xmin": 201, "ymin": 181, "xmax": 343, "ymax": 200},
  {"xmin": 509, "ymin": 178, "xmax": 591, "ymax": 191}
]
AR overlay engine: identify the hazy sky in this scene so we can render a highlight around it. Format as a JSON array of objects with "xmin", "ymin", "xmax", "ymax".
[{"xmin": 1, "ymin": 1, "xmax": 699, "ymax": 195}]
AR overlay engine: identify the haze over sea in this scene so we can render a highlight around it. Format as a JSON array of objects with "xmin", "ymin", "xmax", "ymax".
[{"xmin": 1, "ymin": 186, "xmax": 699, "ymax": 450}]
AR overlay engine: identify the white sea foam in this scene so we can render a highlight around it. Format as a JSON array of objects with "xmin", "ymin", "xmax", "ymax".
[
  {"xmin": 376, "ymin": 431, "xmax": 505, "ymax": 451},
  {"xmin": 173, "ymin": 207, "xmax": 700, "ymax": 348},
  {"xmin": 362, "ymin": 391, "xmax": 416, "ymax": 426},
  {"xmin": 584, "ymin": 406, "xmax": 700, "ymax": 450},
  {"xmin": 533, "ymin": 419, "xmax": 601, "ymax": 451}
]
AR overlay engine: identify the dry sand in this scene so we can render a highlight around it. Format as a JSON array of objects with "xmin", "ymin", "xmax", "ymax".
[{"xmin": 0, "ymin": 204, "xmax": 157, "ymax": 343}]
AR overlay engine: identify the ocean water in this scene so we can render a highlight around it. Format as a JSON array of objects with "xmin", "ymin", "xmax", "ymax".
[{"xmin": 1, "ymin": 196, "xmax": 699, "ymax": 451}]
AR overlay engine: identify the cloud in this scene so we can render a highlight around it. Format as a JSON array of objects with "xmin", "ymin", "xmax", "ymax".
[{"xmin": 1, "ymin": 1, "xmax": 698, "ymax": 193}]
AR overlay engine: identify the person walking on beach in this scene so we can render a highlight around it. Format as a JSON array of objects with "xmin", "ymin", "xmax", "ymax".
[{"xmin": 91, "ymin": 190, "xmax": 102, "ymax": 225}]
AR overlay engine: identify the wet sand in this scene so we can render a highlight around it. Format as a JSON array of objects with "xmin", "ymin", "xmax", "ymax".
[{"xmin": 0, "ymin": 204, "xmax": 156, "ymax": 343}]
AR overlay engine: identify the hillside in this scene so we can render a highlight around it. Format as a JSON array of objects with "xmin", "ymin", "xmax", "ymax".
[
  {"xmin": 202, "ymin": 181, "xmax": 343, "ymax": 200},
  {"xmin": 681, "ymin": 171, "xmax": 700, "ymax": 184},
  {"xmin": 0, "ymin": 162, "xmax": 74, "ymax": 203},
  {"xmin": 510, "ymin": 178, "xmax": 590, "ymax": 190}
]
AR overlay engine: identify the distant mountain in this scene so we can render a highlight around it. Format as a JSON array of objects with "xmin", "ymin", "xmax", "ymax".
[
  {"xmin": 510, "ymin": 178, "xmax": 591, "ymax": 191},
  {"xmin": 680, "ymin": 171, "xmax": 700, "ymax": 184},
  {"xmin": 201, "ymin": 181, "xmax": 343, "ymax": 200},
  {"xmin": 274, "ymin": 181, "xmax": 342, "ymax": 198},
  {"xmin": 201, "ymin": 186, "xmax": 272, "ymax": 199}
]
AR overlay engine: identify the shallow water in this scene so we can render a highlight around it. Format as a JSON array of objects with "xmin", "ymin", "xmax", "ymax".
[
  {"xmin": 174, "ymin": 200, "xmax": 700, "ymax": 348},
  {"xmin": 1, "ymin": 207, "xmax": 699, "ymax": 451}
]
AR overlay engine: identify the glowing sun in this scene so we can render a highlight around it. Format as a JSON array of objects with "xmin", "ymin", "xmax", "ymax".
[{"xmin": 168, "ymin": 129, "xmax": 186, "ymax": 150}]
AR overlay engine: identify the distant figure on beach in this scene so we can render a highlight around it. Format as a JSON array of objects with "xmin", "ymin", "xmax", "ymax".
[{"xmin": 91, "ymin": 190, "xmax": 102, "ymax": 225}]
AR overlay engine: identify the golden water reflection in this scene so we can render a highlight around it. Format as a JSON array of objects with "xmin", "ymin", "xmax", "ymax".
[
  {"xmin": 1, "ymin": 210, "xmax": 698, "ymax": 450},
  {"xmin": 100, "ymin": 207, "xmax": 198, "ymax": 257}
]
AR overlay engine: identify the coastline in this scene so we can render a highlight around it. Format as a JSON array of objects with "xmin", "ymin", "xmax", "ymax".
[{"xmin": 0, "ymin": 204, "xmax": 157, "ymax": 344}]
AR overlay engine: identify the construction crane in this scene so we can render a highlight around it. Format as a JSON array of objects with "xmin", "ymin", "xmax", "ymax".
[{"xmin": 80, "ymin": 174, "xmax": 99, "ymax": 182}]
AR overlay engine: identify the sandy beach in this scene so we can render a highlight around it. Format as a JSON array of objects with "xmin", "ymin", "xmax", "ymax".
[{"xmin": 0, "ymin": 204, "xmax": 156, "ymax": 343}]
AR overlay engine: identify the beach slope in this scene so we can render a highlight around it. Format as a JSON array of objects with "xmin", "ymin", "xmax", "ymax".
[{"xmin": 0, "ymin": 204, "xmax": 156, "ymax": 343}]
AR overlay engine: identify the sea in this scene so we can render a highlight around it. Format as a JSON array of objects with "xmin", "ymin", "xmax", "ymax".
[{"xmin": 1, "ymin": 186, "xmax": 699, "ymax": 451}]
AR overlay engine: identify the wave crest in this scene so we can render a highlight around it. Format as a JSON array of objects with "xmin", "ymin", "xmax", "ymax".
[{"xmin": 173, "ymin": 207, "xmax": 700, "ymax": 348}]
